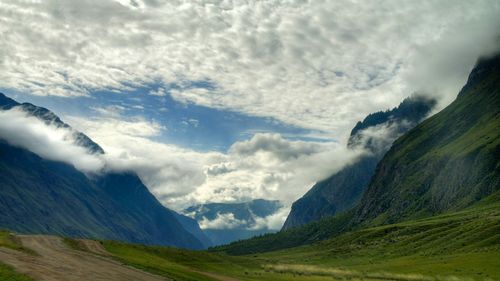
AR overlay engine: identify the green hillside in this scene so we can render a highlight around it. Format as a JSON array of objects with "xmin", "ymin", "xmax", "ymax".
[
  {"xmin": 354, "ymin": 55, "xmax": 500, "ymax": 226},
  {"xmin": 54, "ymin": 197, "xmax": 499, "ymax": 281}
]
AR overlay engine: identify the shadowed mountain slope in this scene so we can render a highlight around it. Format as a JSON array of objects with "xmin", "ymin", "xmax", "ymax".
[{"xmin": 0, "ymin": 94, "xmax": 210, "ymax": 249}]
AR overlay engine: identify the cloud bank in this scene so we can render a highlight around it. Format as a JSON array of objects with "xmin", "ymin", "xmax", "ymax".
[{"xmin": 69, "ymin": 115, "xmax": 363, "ymax": 209}]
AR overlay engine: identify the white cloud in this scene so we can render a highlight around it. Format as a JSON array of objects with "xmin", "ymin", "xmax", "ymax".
[
  {"xmin": 149, "ymin": 87, "xmax": 167, "ymax": 97},
  {"xmin": 1, "ymin": 0, "xmax": 498, "ymax": 140},
  {"xmin": 198, "ymin": 212, "xmax": 246, "ymax": 230},
  {"xmin": 196, "ymin": 206, "xmax": 289, "ymax": 231},
  {"xmin": 67, "ymin": 116, "xmax": 363, "ymax": 212},
  {"xmin": 91, "ymin": 105, "xmax": 126, "ymax": 118},
  {"xmin": 250, "ymin": 207, "xmax": 290, "ymax": 231},
  {"xmin": 68, "ymin": 115, "xmax": 212, "ymax": 203},
  {"xmin": 0, "ymin": 107, "xmax": 105, "ymax": 172}
]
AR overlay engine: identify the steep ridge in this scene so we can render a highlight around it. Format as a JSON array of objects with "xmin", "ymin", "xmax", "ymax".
[
  {"xmin": 0, "ymin": 94, "xmax": 210, "ymax": 249},
  {"xmin": 282, "ymin": 96, "xmax": 436, "ymax": 229},
  {"xmin": 353, "ymin": 54, "xmax": 500, "ymax": 225}
]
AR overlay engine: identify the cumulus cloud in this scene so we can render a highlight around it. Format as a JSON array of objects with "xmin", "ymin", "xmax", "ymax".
[
  {"xmin": 1, "ymin": 0, "xmax": 499, "ymax": 139},
  {"xmin": 196, "ymin": 205, "xmax": 289, "ymax": 231},
  {"xmin": 198, "ymin": 213, "xmax": 247, "ymax": 230},
  {"xmin": 249, "ymin": 207, "xmax": 290, "ymax": 231},
  {"xmin": 187, "ymin": 133, "xmax": 363, "ymax": 208},
  {"xmin": 0, "ymin": 107, "xmax": 105, "ymax": 172},
  {"xmin": 67, "ymin": 114, "xmax": 363, "ymax": 211}
]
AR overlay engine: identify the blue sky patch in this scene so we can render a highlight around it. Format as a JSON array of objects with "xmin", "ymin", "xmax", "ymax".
[{"xmin": 2, "ymin": 84, "xmax": 331, "ymax": 152}]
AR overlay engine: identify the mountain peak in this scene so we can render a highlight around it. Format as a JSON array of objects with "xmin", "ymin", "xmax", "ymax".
[
  {"xmin": 0, "ymin": 93, "xmax": 105, "ymax": 155},
  {"xmin": 348, "ymin": 95, "xmax": 436, "ymax": 151},
  {"xmin": 0, "ymin": 92, "xmax": 20, "ymax": 109},
  {"xmin": 459, "ymin": 52, "xmax": 500, "ymax": 97}
]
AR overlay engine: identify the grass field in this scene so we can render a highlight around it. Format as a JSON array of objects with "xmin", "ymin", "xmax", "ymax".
[{"xmin": 96, "ymin": 200, "xmax": 500, "ymax": 281}]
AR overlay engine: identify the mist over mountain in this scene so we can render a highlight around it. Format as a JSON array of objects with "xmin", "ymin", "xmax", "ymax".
[
  {"xmin": 0, "ymin": 93, "xmax": 104, "ymax": 155},
  {"xmin": 282, "ymin": 95, "xmax": 436, "ymax": 230},
  {"xmin": 0, "ymin": 94, "xmax": 210, "ymax": 249},
  {"xmin": 214, "ymin": 53, "xmax": 500, "ymax": 255}
]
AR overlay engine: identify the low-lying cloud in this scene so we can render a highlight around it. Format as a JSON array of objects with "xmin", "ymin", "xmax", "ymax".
[
  {"xmin": 197, "ymin": 206, "xmax": 290, "ymax": 231},
  {"xmin": 1, "ymin": 105, "xmax": 363, "ymax": 227},
  {"xmin": 0, "ymin": 108, "xmax": 105, "ymax": 172},
  {"xmin": 198, "ymin": 213, "xmax": 247, "ymax": 230}
]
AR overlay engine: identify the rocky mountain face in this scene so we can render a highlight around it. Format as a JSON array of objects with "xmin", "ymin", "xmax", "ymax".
[
  {"xmin": 353, "ymin": 54, "xmax": 500, "ymax": 226},
  {"xmin": 0, "ymin": 94, "xmax": 211, "ymax": 249},
  {"xmin": 282, "ymin": 95, "xmax": 436, "ymax": 230},
  {"xmin": 185, "ymin": 199, "xmax": 282, "ymax": 246}
]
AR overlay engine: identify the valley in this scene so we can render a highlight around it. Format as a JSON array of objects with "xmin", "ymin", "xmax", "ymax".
[{"xmin": 0, "ymin": 3, "xmax": 499, "ymax": 280}]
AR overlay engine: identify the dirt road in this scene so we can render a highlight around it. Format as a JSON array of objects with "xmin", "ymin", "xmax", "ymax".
[{"xmin": 0, "ymin": 235, "xmax": 169, "ymax": 281}]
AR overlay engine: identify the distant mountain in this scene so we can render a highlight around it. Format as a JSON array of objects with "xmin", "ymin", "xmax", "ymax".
[
  {"xmin": 0, "ymin": 94, "xmax": 210, "ymax": 249},
  {"xmin": 215, "ymin": 54, "xmax": 500, "ymax": 255},
  {"xmin": 282, "ymin": 95, "xmax": 436, "ymax": 230},
  {"xmin": 185, "ymin": 199, "xmax": 282, "ymax": 246}
]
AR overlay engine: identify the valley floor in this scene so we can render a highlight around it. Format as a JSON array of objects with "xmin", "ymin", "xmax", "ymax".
[{"xmin": 0, "ymin": 200, "xmax": 499, "ymax": 281}]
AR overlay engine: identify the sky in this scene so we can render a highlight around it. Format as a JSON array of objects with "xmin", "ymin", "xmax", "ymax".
[{"xmin": 1, "ymin": 0, "xmax": 499, "ymax": 230}]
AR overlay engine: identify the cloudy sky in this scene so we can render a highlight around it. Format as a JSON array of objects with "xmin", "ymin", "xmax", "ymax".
[{"xmin": 1, "ymin": 0, "xmax": 499, "ymax": 229}]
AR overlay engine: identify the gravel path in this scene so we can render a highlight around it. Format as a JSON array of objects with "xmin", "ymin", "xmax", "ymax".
[{"xmin": 0, "ymin": 235, "xmax": 169, "ymax": 281}]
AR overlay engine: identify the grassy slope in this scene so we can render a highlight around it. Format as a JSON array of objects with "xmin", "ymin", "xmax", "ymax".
[
  {"xmin": 98, "ymin": 199, "xmax": 500, "ymax": 281},
  {"xmin": 354, "ymin": 67, "xmax": 500, "ymax": 226}
]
